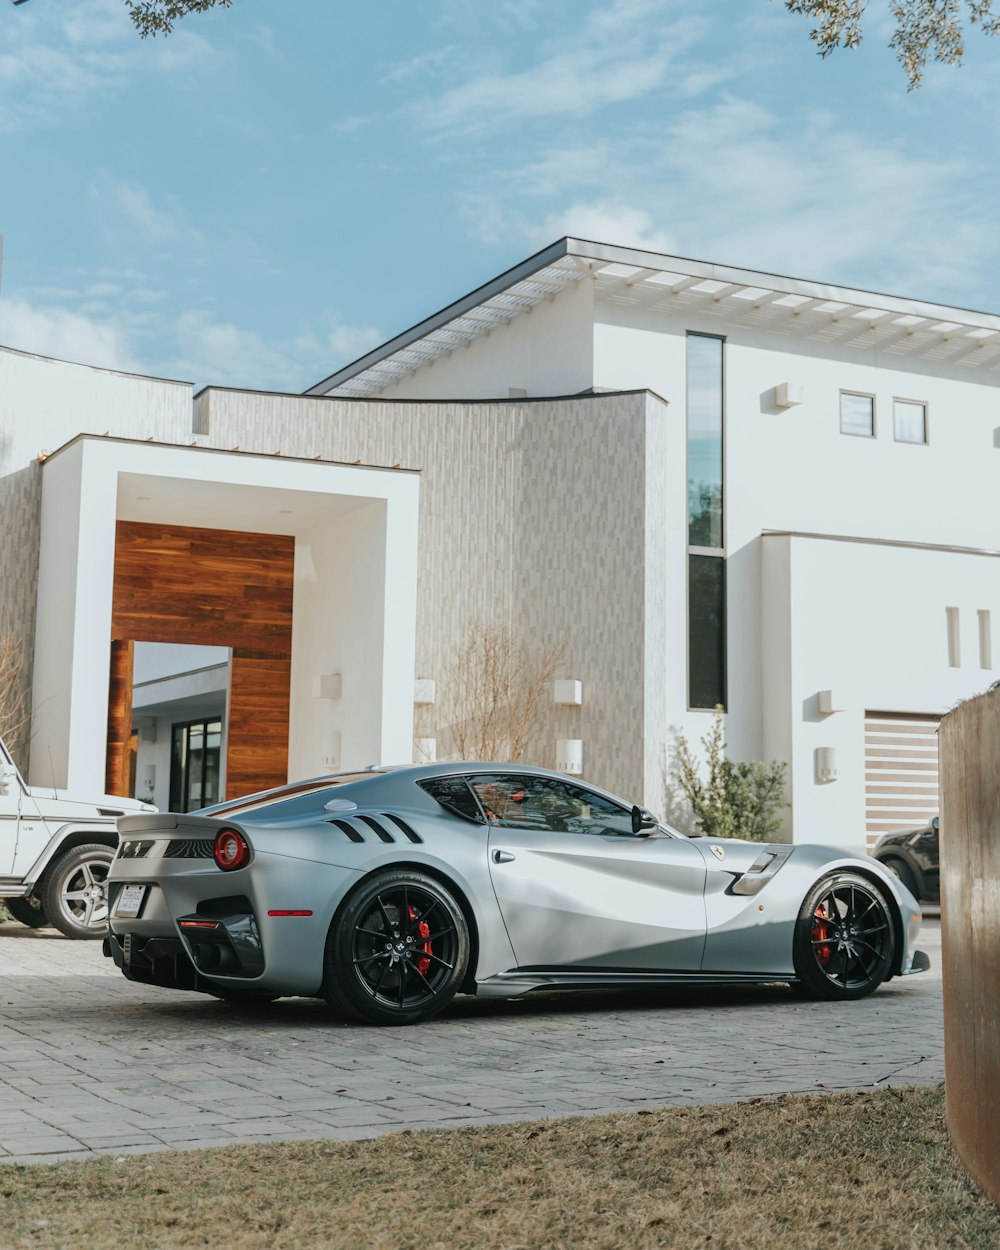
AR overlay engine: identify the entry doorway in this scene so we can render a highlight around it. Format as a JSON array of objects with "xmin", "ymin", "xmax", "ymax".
[{"xmin": 129, "ymin": 641, "xmax": 230, "ymax": 811}]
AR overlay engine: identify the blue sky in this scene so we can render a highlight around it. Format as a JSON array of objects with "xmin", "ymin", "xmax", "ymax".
[{"xmin": 2, "ymin": 0, "xmax": 999, "ymax": 392}]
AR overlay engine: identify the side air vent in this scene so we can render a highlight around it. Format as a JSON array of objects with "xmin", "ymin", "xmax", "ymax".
[
  {"xmin": 329, "ymin": 818, "xmax": 365, "ymax": 843},
  {"xmin": 163, "ymin": 839, "xmax": 216, "ymax": 860},
  {"xmin": 99, "ymin": 808, "xmax": 125, "ymax": 817},
  {"xmin": 383, "ymin": 813, "xmax": 423, "ymax": 843},
  {"xmin": 356, "ymin": 815, "xmax": 395, "ymax": 843}
]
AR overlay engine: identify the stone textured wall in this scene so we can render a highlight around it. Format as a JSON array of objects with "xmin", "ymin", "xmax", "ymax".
[
  {"xmin": 194, "ymin": 388, "xmax": 661, "ymax": 801},
  {"xmin": 0, "ymin": 463, "xmax": 42, "ymax": 770}
]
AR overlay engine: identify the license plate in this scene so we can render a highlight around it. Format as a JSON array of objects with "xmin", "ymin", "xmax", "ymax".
[{"xmin": 115, "ymin": 884, "xmax": 147, "ymax": 919}]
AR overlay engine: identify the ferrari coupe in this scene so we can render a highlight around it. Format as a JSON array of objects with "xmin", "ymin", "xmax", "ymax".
[{"xmin": 104, "ymin": 763, "xmax": 929, "ymax": 1025}]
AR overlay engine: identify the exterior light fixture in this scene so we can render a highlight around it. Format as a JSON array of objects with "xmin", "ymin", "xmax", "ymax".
[
  {"xmin": 556, "ymin": 739, "xmax": 583, "ymax": 775},
  {"xmin": 553, "ymin": 679, "xmax": 583, "ymax": 705}
]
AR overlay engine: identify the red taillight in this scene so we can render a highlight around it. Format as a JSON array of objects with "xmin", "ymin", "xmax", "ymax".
[{"xmin": 214, "ymin": 828, "xmax": 251, "ymax": 871}]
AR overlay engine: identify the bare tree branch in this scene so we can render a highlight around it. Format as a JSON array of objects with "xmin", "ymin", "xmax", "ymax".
[
  {"xmin": 447, "ymin": 624, "xmax": 565, "ymax": 764},
  {"xmin": 0, "ymin": 628, "xmax": 31, "ymax": 768}
]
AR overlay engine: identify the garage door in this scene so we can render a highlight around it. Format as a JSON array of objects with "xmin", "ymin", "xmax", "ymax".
[{"xmin": 864, "ymin": 711, "xmax": 941, "ymax": 852}]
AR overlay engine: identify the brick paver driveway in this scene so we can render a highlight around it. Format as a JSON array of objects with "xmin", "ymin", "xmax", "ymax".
[{"xmin": 0, "ymin": 921, "xmax": 943, "ymax": 1164}]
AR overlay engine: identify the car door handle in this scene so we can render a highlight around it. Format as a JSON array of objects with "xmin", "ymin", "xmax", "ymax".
[{"xmin": 492, "ymin": 849, "xmax": 516, "ymax": 864}]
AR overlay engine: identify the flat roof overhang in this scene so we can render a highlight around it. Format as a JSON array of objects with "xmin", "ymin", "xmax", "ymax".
[{"xmin": 308, "ymin": 237, "xmax": 1000, "ymax": 399}]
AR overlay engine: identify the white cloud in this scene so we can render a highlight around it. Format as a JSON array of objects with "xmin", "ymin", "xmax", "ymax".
[
  {"xmin": 530, "ymin": 203, "xmax": 677, "ymax": 254},
  {"xmin": 0, "ymin": 298, "xmax": 143, "ymax": 373},
  {"xmin": 89, "ymin": 176, "xmax": 201, "ymax": 247},
  {"xmin": 415, "ymin": 1, "xmax": 711, "ymax": 132},
  {"xmin": 459, "ymin": 93, "xmax": 997, "ymax": 307}
]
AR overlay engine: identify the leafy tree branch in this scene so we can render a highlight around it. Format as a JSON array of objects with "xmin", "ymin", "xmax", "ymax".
[{"xmin": 786, "ymin": 0, "xmax": 1000, "ymax": 87}]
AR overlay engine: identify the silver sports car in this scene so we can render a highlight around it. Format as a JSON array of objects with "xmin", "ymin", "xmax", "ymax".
[{"xmin": 104, "ymin": 763, "xmax": 929, "ymax": 1025}]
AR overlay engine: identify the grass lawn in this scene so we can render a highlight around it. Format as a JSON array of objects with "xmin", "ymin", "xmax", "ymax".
[{"xmin": 1, "ymin": 1085, "xmax": 997, "ymax": 1250}]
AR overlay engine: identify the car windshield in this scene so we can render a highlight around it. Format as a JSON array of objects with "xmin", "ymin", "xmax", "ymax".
[{"xmin": 198, "ymin": 770, "xmax": 391, "ymax": 818}]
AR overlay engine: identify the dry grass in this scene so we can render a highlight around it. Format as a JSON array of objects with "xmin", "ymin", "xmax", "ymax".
[
  {"xmin": 2, "ymin": 1086, "xmax": 998, "ymax": 1250},
  {"xmin": 0, "ymin": 626, "xmax": 30, "ymax": 764}
]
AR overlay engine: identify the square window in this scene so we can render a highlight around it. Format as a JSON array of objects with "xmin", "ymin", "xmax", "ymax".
[
  {"xmin": 840, "ymin": 392, "xmax": 875, "ymax": 438},
  {"xmin": 894, "ymin": 399, "xmax": 927, "ymax": 444}
]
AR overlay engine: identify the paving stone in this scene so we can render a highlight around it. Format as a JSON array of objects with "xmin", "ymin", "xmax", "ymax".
[{"xmin": 0, "ymin": 923, "xmax": 944, "ymax": 1165}]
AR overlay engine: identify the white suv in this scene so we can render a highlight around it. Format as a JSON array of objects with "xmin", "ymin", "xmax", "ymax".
[{"xmin": 0, "ymin": 738, "xmax": 154, "ymax": 938}]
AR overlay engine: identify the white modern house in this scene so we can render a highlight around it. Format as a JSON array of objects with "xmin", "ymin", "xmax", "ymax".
[{"xmin": 2, "ymin": 237, "xmax": 997, "ymax": 852}]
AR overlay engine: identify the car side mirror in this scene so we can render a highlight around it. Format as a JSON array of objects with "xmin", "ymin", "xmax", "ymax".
[
  {"xmin": 631, "ymin": 805, "xmax": 659, "ymax": 836},
  {"xmin": 931, "ymin": 816, "xmax": 939, "ymax": 834}
]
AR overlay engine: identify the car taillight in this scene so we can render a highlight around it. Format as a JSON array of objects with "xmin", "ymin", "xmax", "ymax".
[{"xmin": 214, "ymin": 828, "xmax": 251, "ymax": 871}]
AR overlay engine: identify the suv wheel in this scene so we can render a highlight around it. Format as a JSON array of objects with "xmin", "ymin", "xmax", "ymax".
[{"xmin": 41, "ymin": 844, "xmax": 115, "ymax": 939}]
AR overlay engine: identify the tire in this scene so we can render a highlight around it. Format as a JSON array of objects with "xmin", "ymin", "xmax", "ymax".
[
  {"xmin": 323, "ymin": 869, "xmax": 470, "ymax": 1026},
  {"xmin": 878, "ymin": 856, "xmax": 920, "ymax": 900},
  {"xmin": 41, "ymin": 844, "xmax": 115, "ymax": 940},
  {"xmin": 792, "ymin": 872, "xmax": 895, "ymax": 1001},
  {"xmin": 3, "ymin": 895, "xmax": 50, "ymax": 929}
]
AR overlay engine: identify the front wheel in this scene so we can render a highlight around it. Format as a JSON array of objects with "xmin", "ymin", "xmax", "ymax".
[
  {"xmin": 792, "ymin": 872, "xmax": 895, "ymax": 1000},
  {"xmin": 41, "ymin": 844, "xmax": 115, "ymax": 939},
  {"xmin": 323, "ymin": 869, "xmax": 470, "ymax": 1025}
]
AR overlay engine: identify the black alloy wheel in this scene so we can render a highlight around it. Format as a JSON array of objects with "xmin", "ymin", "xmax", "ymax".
[
  {"xmin": 323, "ymin": 869, "xmax": 469, "ymax": 1025},
  {"xmin": 792, "ymin": 872, "xmax": 895, "ymax": 1000}
]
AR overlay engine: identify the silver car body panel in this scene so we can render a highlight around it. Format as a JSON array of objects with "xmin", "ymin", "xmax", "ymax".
[{"xmin": 107, "ymin": 762, "xmax": 926, "ymax": 1001}]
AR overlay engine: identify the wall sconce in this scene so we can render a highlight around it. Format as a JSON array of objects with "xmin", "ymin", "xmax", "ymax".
[
  {"xmin": 414, "ymin": 679, "xmax": 436, "ymax": 705},
  {"xmin": 314, "ymin": 673, "xmax": 342, "ymax": 700},
  {"xmin": 138, "ymin": 765, "xmax": 156, "ymax": 797},
  {"xmin": 775, "ymin": 382, "xmax": 804, "ymax": 409},
  {"xmin": 414, "ymin": 737, "xmax": 436, "ymax": 763},
  {"xmin": 321, "ymin": 731, "xmax": 341, "ymax": 771},
  {"xmin": 553, "ymin": 679, "xmax": 583, "ymax": 706},
  {"xmin": 815, "ymin": 747, "xmax": 838, "ymax": 783},
  {"xmin": 817, "ymin": 690, "xmax": 843, "ymax": 715},
  {"xmin": 557, "ymin": 739, "xmax": 583, "ymax": 775}
]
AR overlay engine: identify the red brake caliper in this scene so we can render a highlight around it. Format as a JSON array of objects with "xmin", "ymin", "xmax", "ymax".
[
  {"xmin": 812, "ymin": 902, "xmax": 831, "ymax": 966},
  {"xmin": 407, "ymin": 905, "xmax": 432, "ymax": 976}
]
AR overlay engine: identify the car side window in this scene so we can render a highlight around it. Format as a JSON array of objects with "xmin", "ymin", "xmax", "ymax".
[
  {"xmin": 470, "ymin": 775, "xmax": 632, "ymax": 836},
  {"xmin": 418, "ymin": 777, "xmax": 485, "ymax": 824}
]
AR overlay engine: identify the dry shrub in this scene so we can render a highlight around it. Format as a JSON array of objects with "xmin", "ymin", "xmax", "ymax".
[
  {"xmin": 448, "ymin": 623, "xmax": 564, "ymax": 763},
  {"xmin": 0, "ymin": 626, "xmax": 30, "ymax": 762}
]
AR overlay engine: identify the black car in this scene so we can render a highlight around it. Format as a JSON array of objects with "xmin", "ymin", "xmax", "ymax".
[{"xmin": 872, "ymin": 817, "xmax": 939, "ymax": 904}]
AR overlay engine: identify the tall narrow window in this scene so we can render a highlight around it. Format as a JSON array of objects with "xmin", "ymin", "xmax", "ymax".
[
  {"xmin": 946, "ymin": 607, "xmax": 961, "ymax": 668},
  {"xmin": 687, "ymin": 334, "xmax": 726, "ymax": 709},
  {"xmin": 170, "ymin": 719, "xmax": 223, "ymax": 813},
  {"xmin": 978, "ymin": 609, "xmax": 992, "ymax": 670}
]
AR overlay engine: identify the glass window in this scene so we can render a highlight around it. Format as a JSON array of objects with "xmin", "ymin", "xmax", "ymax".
[
  {"xmin": 418, "ymin": 776, "xmax": 484, "ymax": 823},
  {"xmin": 840, "ymin": 392, "xmax": 875, "ymax": 437},
  {"xmin": 469, "ymin": 775, "xmax": 632, "ymax": 836},
  {"xmin": 169, "ymin": 719, "xmax": 223, "ymax": 813},
  {"xmin": 687, "ymin": 335, "xmax": 724, "ymax": 548},
  {"xmin": 689, "ymin": 555, "xmax": 726, "ymax": 710},
  {"xmin": 893, "ymin": 399, "xmax": 927, "ymax": 444}
]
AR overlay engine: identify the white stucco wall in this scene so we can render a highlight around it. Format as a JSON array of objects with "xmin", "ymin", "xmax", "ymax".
[
  {"xmin": 763, "ymin": 533, "xmax": 999, "ymax": 851},
  {"xmin": 30, "ymin": 437, "xmax": 419, "ymax": 797},
  {"xmin": 377, "ymin": 276, "xmax": 596, "ymax": 400},
  {"xmin": 0, "ymin": 344, "xmax": 191, "ymax": 476}
]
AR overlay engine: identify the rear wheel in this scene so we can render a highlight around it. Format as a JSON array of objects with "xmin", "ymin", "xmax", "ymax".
[
  {"xmin": 3, "ymin": 895, "xmax": 50, "ymax": 929},
  {"xmin": 41, "ymin": 844, "xmax": 114, "ymax": 939},
  {"xmin": 793, "ymin": 872, "xmax": 895, "ymax": 1000},
  {"xmin": 323, "ymin": 869, "xmax": 469, "ymax": 1026}
]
